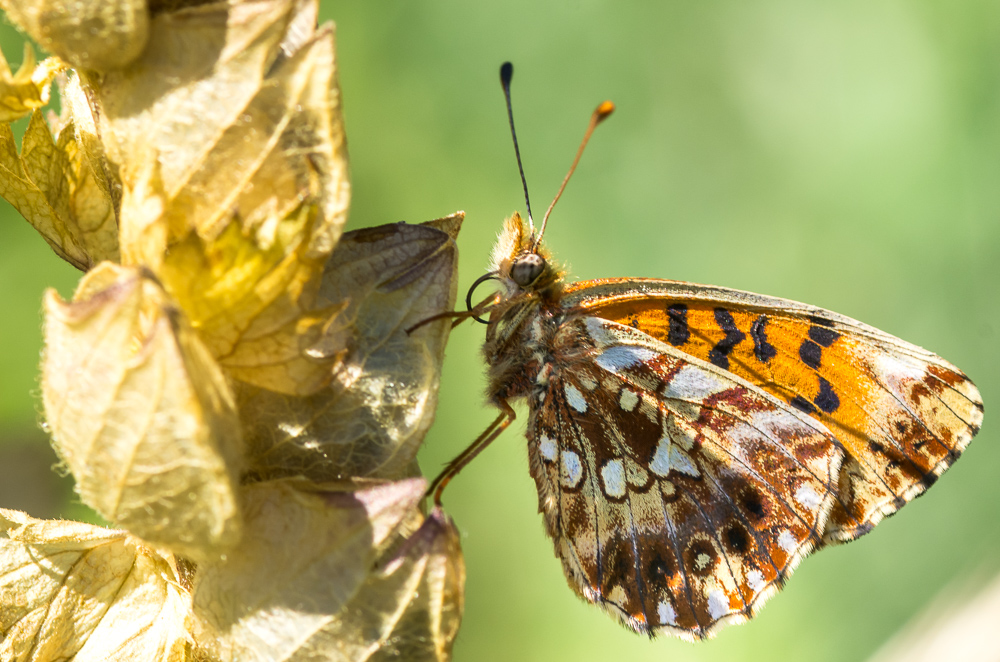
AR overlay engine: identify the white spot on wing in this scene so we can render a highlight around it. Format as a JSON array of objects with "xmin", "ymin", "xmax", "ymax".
[
  {"xmin": 778, "ymin": 530, "xmax": 798, "ymax": 554},
  {"xmin": 695, "ymin": 553, "xmax": 711, "ymax": 570},
  {"xmin": 795, "ymin": 483, "xmax": 823, "ymax": 511},
  {"xmin": 649, "ymin": 436, "xmax": 701, "ymax": 478},
  {"xmin": 875, "ymin": 353, "xmax": 928, "ymax": 398},
  {"xmin": 649, "ymin": 436, "xmax": 673, "ymax": 477},
  {"xmin": 657, "ymin": 600, "xmax": 677, "ymax": 625},
  {"xmin": 564, "ymin": 383, "xmax": 588, "ymax": 413},
  {"xmin": 875, "ymin": 353, "xmax": 926, "ymax": 381},
  {"xmin": 601, "ymin": 459, "xmax": 627, "ymax": 498},
  {"xmin": 560, "ymin": 450, "xmax": 583, "ymax": 488},
  {"xmin": 669, "ymin": 445, "xmax": 700, "ymax": 477},
  {"xmin": 663, "ymin": 365, "xmax": 726, "ymax": 401},
  {"xmin": 594, "ymin": 345, "xmax": 658, "ymax": 374},
  {"xmin": 746, "ymin": 569, "xmax": 765, "ymax": 592},
  {"xmin": 707, "ymin": 588, "xmax": 730, "ymax": 620},
  {"xmin": 619, "ymin": 389, "xmax": 639, "ymax": 412},
  {"xmin": 583, "ymin": 316, "xmax": 619, "ymax": 346},
  {"xmin": 539, "ymin": 435, "xmax": 557, "ymax": 462}
]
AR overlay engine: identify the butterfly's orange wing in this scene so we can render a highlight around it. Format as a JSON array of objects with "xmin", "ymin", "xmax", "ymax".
[{"xmin": 563, "ymin": 279, "xmax": 983, "ymax": 543}]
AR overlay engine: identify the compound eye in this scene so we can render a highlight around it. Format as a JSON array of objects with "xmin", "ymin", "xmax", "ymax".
[{"xmin": 510, "ymin": 253, "xmax": 546, "ymax": 287}]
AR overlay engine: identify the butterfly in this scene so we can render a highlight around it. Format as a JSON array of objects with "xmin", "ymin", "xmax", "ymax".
[{"xmin": 425, "ymin": 62, "xmax": 984, "ymax": 640}]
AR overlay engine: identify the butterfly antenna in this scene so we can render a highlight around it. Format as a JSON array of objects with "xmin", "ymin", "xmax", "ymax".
[
  {"xmin": 533, "ymin": 100, "xmax": 615, "ymax": 250},
  {"xmin": 500, "ymin": 61, "xmax": 535, "ymax": 236}
]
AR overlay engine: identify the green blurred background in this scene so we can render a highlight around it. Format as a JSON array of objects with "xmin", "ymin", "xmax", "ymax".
[{"xmin": 1, "ymin": 2, "xmax": 998, "ymax": 661}]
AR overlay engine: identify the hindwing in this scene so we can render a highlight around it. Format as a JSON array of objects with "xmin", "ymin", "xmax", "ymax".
[
  {"xmin": 563, "ymin": 279, "xmax": 984, "ymax": 543},
  {"xmin": 527, "ymin": 315, "xmax": 843, "ymax": 639}
]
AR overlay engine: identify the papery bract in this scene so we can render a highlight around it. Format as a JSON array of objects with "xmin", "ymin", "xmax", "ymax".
[
  {"xmin": 238, "ymin": 214, "xmax": 462, "ymax": 481},
  {"xmin": 42, "ymin": 263, "xmax": 243, "ymax": 560},
  {"xmin": 0, "ymin": 509, "xmax": 191, "ymax": 662}
]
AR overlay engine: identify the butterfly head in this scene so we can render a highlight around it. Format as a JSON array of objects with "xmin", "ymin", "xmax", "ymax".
[{"xmin": 490, "ymin": 211, "xmax": 564, "ymax": 297}]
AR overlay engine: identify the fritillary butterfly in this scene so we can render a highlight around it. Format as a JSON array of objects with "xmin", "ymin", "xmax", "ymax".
[{"xmin": 427, "ymin": 62, "xmax": 984, "ymax": 640}]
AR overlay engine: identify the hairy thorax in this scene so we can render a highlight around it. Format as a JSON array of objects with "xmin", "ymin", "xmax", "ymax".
[{"xmin": 484, "ymin": 297, "xmax": 564, "ymax": 405}]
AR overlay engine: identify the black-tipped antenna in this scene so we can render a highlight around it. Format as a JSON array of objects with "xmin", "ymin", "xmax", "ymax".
[
  {"xmin": 500, "ymin": 62, "xmax": 535, "ymax": 235},
  {"xmin": 533, "ymin": 100, "xmax": 615, "ymax": 250}
]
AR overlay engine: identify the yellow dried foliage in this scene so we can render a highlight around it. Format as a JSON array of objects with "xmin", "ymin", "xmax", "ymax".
[
  {"xmin": 238, "ymin": 214, "xmax": 463, "ymax": 481},
  {"xmin": 323, "ymin": 507, "xmax": 465, "ymax": 662},
  {"xmin": 42, "ymin": 263, "xmax": 243, "ymax": 561},
  {"xmin": 0, "ymin": 509, "xmax": 191, "ymax": 662},
  {"xmin": 0, "ymin": 0, "xmax": 150, "ymax": 71},
  {"xmin": 100, "ymin": 0, "xmax": 348, "ymax": 258},
  {"xmin": 192, "ymin": 479, "xmax": 463, "ymax": 662},
  {"xmin": 97, "ymin": 0, "xmax": 351, "ymax": 396},
  {"xmin": 1, "ymin": 0, "xmax": 466, "ymax": 658},
  {"xmin": 0, "ymin": 43, "xmax": 60, "ymax": 122},
  {"xmin": 0, "ymin": 108, "xmax": 118, "ymax": 270}
]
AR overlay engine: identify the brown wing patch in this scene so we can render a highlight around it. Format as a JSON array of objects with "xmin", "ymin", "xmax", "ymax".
[
  {"xmin": 526, "ymin": 316, "xmax": 843, "ymax": 639},
  {"xmin": 566, "ymin": 279, "xmax": 983, "ymax": 543}
]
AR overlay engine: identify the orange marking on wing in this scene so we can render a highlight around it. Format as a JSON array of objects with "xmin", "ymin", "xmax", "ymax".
[{"xmin": 586, "ymin": 300, "xmax": 877, "ymax": 459}]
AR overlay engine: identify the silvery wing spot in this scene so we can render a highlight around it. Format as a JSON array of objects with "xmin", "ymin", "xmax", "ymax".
[{"xmin": 526, "ymin": 316, "xmax": 844, "ymax": 640}]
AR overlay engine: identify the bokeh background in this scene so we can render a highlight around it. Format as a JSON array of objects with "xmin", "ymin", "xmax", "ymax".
[{"xmin": 1, "ymin": 2, "xmax": 998, "ymax": 661}]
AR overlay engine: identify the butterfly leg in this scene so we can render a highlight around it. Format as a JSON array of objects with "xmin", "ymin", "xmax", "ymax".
[
  {"xmin": 427, "ymin": 399, "xmax": 517, "ymax": 506},
  {"xmin": 405, "ymin": 308, "xmax": 481, "ymax": 334}
]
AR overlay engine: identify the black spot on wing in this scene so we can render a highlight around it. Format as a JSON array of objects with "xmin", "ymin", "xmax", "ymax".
[
  {"xmin": 648, "ymin": 549, "xmax": 676, "ymax": 581},
  {"xmin": 667, "ymin": 304, "xmax": 690, "ymax": 346},
  {"xmin": 919, "ymin": 472, "xmax": 939, "ymax": 489},
  {"xmin": 790, "ymin": 396, "xmax": 817, "ymax": 415},
  {"xmin": 708, "ymin": 308, "xmax": 746, "ymax": 370},
  {"xmin": 741, "ymin": 487, "xmax": 767, "ymax": 520},
  {"xmin": 808, "ymin": 325, "xmax": 840, "ymax": 347},
  {"xmin": 750, "ymin": 314, "xmax": 777, "ymax": 363},
  {"xmin": 814, "ymin": 377, "xmax": 840, "ymax": 413},
  {"xmin": 724, "ymin": 525, "xmax": 750, "ymax": 555},
  {"xmin": 807, "ymin": 315, "xmax": 835, "ymax": 328},
  {"xmin": 799, "ymin": 339, "xmax": 822, "ymax": 369}
]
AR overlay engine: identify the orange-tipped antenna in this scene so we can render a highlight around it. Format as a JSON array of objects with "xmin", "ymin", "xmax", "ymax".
[
  {"xmin": 533, "ymin": 100, "xmax": 615, "ymax": 250},
  {"xmin": 500, "ymin": 62, "xmax": 535, "ymax": 235}
]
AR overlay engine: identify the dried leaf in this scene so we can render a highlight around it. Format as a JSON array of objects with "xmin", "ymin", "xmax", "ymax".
[
  {"xmin": 41, "ymin": 263, "xmax": 243, "ymax": 560},
  {"xmin": 192, "ymin": 478, "xmax": 429, "ymax": 662},
  {"xmin": 60, "ymin": 72, "xmax": 122, "ymax": 225},
  {"xmin": 0, "ymin": 107, "xmax": 118, "ymax": 270},
  {"xmin": 98, "ymin": 0, "xmax": 347, "ymax": 257},
  {"xmin": 157, "ymin": 18, "xmax": 349, "ymax": 259},
  {"xmin": 0, "ymin": 509, "xmax": 191, "ymax": 662},
  {"xmin": 97, "ymin": 0, "xmax": 295, "ymax": 190},
  {"xmin": 90, "ymin": 0, "xmax": 350, "ymax": 395},
  {"xmin": 0, "ymin": 43, "xmax": 60, "ymax": 122},
  {"xmin": 0, "ymin": 0, "xmax": 150, "ymax": 71},
  {"xmin": 237, "ymin": 214, "xmax": 463, "ymax": 481},
  {"xmin": 321, "ymin": 507, "xmax": 465, "ymax": 662}
]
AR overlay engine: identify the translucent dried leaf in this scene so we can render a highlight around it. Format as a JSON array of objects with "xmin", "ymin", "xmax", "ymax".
[
  {"xmin": 0, "ymin": 509, "xmax": 191, "ymax": 662},
  {"xmin": 97, "ymin": 0, "xmax": 295, "ymax": 191},
  {"xmin": 192, "ymin": 478, "xmax": 431, "ymax": 662},
  {"xmin": 0, "ymin": 107, "xmax": 118, "ymax": 270},
  {"xmin": 91, "ymin": 0, "xmax": 350, "ymax": 395},
  {"xmin": 41, "ymin": 263, "xmax": 243, "ymax": 560},
  {"xmin": 125, "ymin": 172, "xmax": 338, "ymax": 395},
  {"xmin": 97, "ymin": 0, "xmax": 348, "ymax": 258},
  {"xmin": 0, "ymin": 0, "xmax": 150, "ymax": 71},
  {"xmin": 60, "ymin": 73, "xmax": 122, "ymax": 225},
  {"xmin": 237, "ymin": 214, "xmax": 463, "ymax": 481},
  {"xmin": 158, "ymin": 17, "xmax": 349, "ymax": 259},
  {"xmin": 320, "ymin": 507, "xmax": 465, "ymax": 662},
  {"xmin": 0, "ymin": 43, "xmax": 60, "ymax": 122}
]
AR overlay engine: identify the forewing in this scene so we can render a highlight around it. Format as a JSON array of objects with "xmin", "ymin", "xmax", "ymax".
[
  {"xmin": 565, "ymin": 279, "xmax": 983, "ymax": 543},
  {"xmin": 527, "ymin": 316, "xmax": 843, "ymax": 640}
]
